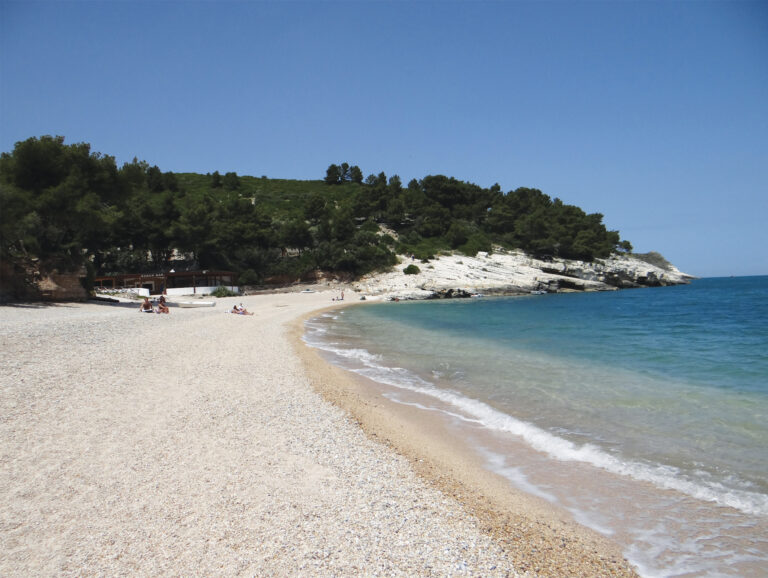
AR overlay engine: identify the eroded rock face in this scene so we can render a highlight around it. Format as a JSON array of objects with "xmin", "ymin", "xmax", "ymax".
[
  {"xmin": 0, "ymin": 258, "xmax": 87, "ymax": 302},
  {"xmin": 37, "ymin": 271, "xmax": 88, "ymax": 301},
  {"xmin": 554, "ymin": 255, "xmax": 693, "ymax": 290},
  {"xmin": 353, "ymin": 250, "xmax": 694, "ymax": 300}
]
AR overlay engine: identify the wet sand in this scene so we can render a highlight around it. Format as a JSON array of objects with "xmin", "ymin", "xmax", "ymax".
[{"xmin": 291, "ymin": 304, "xmax": 637, "ymax": 577}]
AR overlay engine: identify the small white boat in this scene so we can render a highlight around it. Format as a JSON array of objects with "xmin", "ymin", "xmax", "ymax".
[
  {"xmin": 530, "ymin": 290, "xmax": 547, "ymax": 295},
  {"xmin": 176, "ymin": 300, "xmax": 216, "ymax": 308}
]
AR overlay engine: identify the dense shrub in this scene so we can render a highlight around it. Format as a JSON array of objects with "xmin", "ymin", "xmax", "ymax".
[
  {"xmin": 211, "ymin": 286, "xmax": 237, "ymax": 297},
  {"xmin": 237, "ymin": 269, "xmax": 259, "ymax": 286},
  {"xmin": 459, "ymin": 233, "xmax": 493, "ymax": 257}
]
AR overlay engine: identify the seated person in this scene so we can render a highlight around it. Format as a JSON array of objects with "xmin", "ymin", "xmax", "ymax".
[
  {"xmin": 139, "ymin": 297, "xmax": 155, "ymax": 313},
  {"xmin": 157, "ymin": 295, "xmax": 170, "ymax": 314}
]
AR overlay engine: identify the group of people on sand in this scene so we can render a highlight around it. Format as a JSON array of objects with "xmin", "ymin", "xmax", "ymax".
[
  {"xmin": 139, "ymin": 296, "xmax": 254, "ymax": 316},
  {"xmin": 230, "ymin": 303, "xmax": 254, "ymax": 315},
  {"xmin": 139, "ymin": 296, "xmax": 170, "ymax": 314}
]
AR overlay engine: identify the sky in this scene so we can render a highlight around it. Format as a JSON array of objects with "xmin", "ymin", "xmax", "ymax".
[{"xmin": 1, "ymin": 0, "xmax": 766, "ymax": 278}]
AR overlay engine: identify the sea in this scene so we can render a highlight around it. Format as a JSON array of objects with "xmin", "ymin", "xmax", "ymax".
[{"xmin": 304, "ymin": 276, "xmax": 768, "ymax": 577}]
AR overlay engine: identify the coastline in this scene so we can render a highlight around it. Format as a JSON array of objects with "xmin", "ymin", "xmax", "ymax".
[
  {"xmin": 0, "ymin": 294, "xmax": 514, "ymax": 576},
  {"xmin": 290, "ymin": 304, "xmax": 637, "ymax": 577},
  {"xmin": 350, "ymin": 251, "xmax": 693, "ymax": 301},
  {"xmin": 1, "ymin": 292, "xmax": 636, "ymax": 576}
]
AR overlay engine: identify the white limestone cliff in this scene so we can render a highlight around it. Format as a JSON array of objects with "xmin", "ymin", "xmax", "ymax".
[{"xmin": 352, "ymin": 249, "xmax": 694, "ymax": 300}]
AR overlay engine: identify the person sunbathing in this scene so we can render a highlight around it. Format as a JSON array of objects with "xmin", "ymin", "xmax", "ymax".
[{"xmin": 231, "ymin": 303, "xmax": 254, "ymax": 315}]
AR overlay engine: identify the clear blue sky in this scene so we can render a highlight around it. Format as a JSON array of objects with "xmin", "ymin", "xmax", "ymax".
[{"xmin": 2, "ymin": 1, "xmax": 766, "ymax": 277}]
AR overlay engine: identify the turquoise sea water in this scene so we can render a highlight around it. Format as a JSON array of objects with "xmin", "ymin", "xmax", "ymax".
[{"xmin": 305, "ymin": 276, "xmax": 768, "ymax": 577}]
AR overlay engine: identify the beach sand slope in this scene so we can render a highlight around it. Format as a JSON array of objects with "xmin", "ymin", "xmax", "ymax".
[
  {"xmin": 1, "ymin": 293, "xmax": 635, "ymax": 576},
  {"xmin": 1, "ymin": 295, "xmax": 515, "ymax": 576}
]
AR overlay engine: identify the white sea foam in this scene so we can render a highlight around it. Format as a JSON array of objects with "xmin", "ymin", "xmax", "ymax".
[
  {"xmin": 303, "ymin": 328, "xmax": 384, "ymax": 366},
  {"xmin": 478, "ymin": 449, "xmax": 559, "ymax": 503},
  {"xmin": 356, "ymin": 366, "xmax": 435, "ymax": 390},
  {"xmin": 333, "ymin": 348, "xmax": 383, "ymax": 365},
  {"xmin": 621, "ymin": 525, "xmax": 742, "ymax": 578},
  {"xmin": 437, "ymin": 389, "xmax": 768, "ymax": 517},
  {"xmin": 312, "ymin": 338, "xmax": 768, "ymax": 517},
  {"xmin": 382, "ymin": 393, "xmax": 483, "ymax": 425}
]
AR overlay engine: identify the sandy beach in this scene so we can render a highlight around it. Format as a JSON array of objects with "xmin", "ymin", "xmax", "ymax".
[{"xmin": 1, "ymin": 292, "xmax": 635, "ymax": 576}]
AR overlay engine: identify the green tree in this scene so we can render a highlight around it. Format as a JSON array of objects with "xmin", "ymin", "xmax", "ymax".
[
  {"xmin": 223, "ymin": 171, "xmax": 240, "ymax": 190},
  {"xmin": 0, "ymin": 190, "xmax": 38, "ymax": 257},
  {"xmin": 2, "ymin": 135, "xmax": 68, "ymax": 192},
  {"xmin": 618, "ymin": 239, "xmax": 633, "ymax": 253},
  {"xmin": 325, "ymin": 164, "xmax": 341, "ymax": 184},
  {"xmin": 388, "ymin": 175, "xmax": 402, "ymax": 194},
  {"xmin": 304, "ymin": 193, "xmax": 327, "ymax": 224},
  {"xmin": 350, "ymin": 165, "xmax": 363, "ymax": 183},
  {"xmin": 0, "ymin": 136, "xmax": 122, "ymax": 269},
  {"xmin": 331, "ymin": 206, "xmax": 356, "ymax": 242},
  {"xmin": 147, "ymin": 165, "xmax": 164, "ymax": 193},
  {"xmin": 279, "ymin": 218, "xmax": 313, "ymax": 253},
  {"xmin": 385, "ymin": 197, "xmax": 406, "ymax": 225},
  {"xmin": 120, "ymin": 158, "xmax": 149, "ymax": 190},
  {"xmin": 172, "ymin": 194, "xmax": 216, "ymax": 265},
  {"xmin": 163, "ymin": 171, "xmax": 179, "ymax": 192},
  {"xmin": 445, "ymin": 221, "xmax": 470, "ymax": 249}
]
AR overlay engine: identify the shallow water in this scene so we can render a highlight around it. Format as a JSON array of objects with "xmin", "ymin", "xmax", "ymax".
[{"xmin": 305, "ymin": 277, "xmax": 768, "ymax": 577}]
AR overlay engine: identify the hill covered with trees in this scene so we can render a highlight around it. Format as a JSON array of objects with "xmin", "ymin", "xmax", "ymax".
[{"xmin": 0, "ymin": 136, "xmax": 633, "ymax": 291}]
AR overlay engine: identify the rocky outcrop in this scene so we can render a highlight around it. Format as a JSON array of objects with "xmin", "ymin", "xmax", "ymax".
[
  {"xmin": 429, "ymin": 288, "xmax": 475, "ymax": 299},
  {"xmin": 0, "ymin": 257, "xmax": 88, "ymax": 303},
  {"xmin": 352, "ymin": 249, "xmax": 694, "ymax": 301},
  {"xmin": 539, "ymin": 254, "xmax": 694, "ymax": 290},
  {"xmin": 37, "ymin": 270, "xmax": 89, "ymax": 301}
]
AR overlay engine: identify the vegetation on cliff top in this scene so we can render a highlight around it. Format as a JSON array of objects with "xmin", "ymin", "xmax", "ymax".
[{"xmin": 0, "ymin": 136, "xmax": 633, "ymax": 286}]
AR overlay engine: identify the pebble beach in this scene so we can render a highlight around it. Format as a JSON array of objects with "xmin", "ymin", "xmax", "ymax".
[{"xmin": 0, "ymin": 293, "xmax": 636, "ymax": 576}]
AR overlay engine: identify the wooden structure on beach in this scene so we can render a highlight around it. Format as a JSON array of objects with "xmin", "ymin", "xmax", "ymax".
[{"xmin": 93, "ymin": 270, "xmax": 238, "ymax": 296}]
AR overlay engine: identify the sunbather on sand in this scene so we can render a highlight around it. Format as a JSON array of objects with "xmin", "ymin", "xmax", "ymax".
[{"xmin": 231, "ymin": 303, "xmax": 254, "ymax": 315}]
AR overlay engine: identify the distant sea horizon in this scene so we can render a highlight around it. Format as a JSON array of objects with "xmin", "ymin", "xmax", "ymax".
[{"xmin": 305, "ymin": 276, "xmax": 768, "ymax": 577}]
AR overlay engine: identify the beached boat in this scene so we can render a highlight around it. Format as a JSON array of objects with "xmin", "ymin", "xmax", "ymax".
[{"xmin": 175, "ymin": 300, "xmax": 216, "ymax": 308}]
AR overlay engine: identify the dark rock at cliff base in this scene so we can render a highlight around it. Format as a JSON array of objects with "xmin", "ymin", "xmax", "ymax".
[{"xmin": 429, "ymin": 288, "xmax": 474, "ymax": 299}]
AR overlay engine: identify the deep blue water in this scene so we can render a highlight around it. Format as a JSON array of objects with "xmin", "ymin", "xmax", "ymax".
[{"xmin": 305, "ymin": 277, "xmax": 768, "ymax": 576}]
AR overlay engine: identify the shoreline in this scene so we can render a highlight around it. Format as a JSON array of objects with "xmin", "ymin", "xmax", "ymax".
[
  {"xmin": 1, "ymin": 293, "xmax": 636, "ymax": 576},
  {"xmin": 290, "ymin": 304, "xmax": 638, "ymax": 577},
  {"xmin": 2, "ymin": 294, "xmax": 518, "ymax": 575}
]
